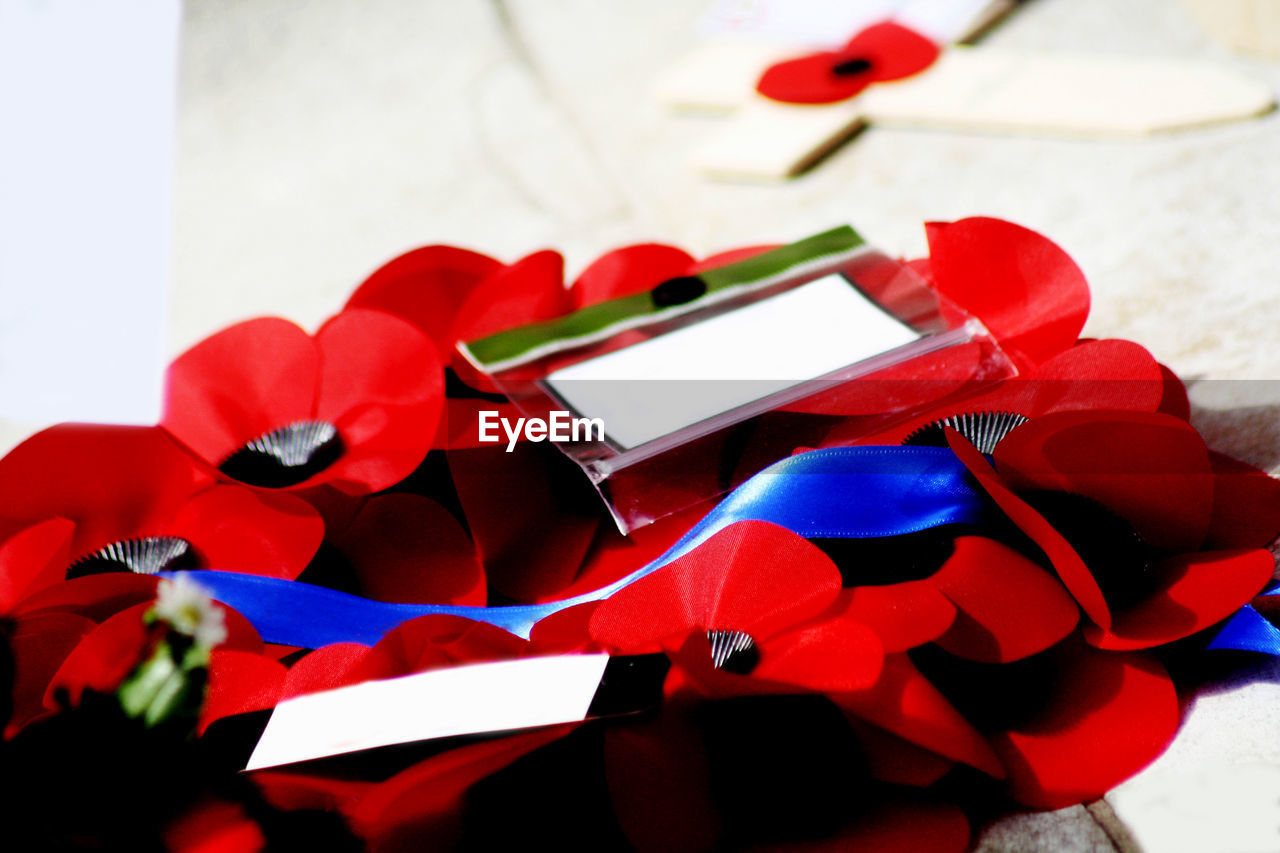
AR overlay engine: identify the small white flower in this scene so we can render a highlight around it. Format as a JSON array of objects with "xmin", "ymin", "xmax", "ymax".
[{"xmin": 153, "ymin": 573, "xmax": 228, "ymax": 649}]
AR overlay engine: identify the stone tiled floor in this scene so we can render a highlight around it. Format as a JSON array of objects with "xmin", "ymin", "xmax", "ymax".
[{"xmin": 24, "ymin": 0, "xmax": 1280, "ymax": 849}]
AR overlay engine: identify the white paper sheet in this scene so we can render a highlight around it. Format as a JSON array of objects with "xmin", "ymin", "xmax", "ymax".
[
  {"xmin": 544, "ymin": 274, "xmax": 921, "ymax": 449},
  {"xmin": 246, "ymin": 654, "xmax": 612, "ymax": 771}
]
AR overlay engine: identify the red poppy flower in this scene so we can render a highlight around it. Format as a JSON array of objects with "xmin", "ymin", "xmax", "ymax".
[
  {"xmin": 589, "ymin": 521, "xmax": 884, "ymax": 698},
  {"xmin": 325, "ymin": 493, "xmax": 486, "ymax": 606},
  {"xmin": 944, "ymin": 410, "xmax": 1276, "ymax": 649},
  {"xmin": 911, "ymin": 634, "xmax": 1180, "ymax": 809},
  {"xmin": 0, "ymin": 425, "xmax": 323, "ymax": 594},
  {"xmin": 757, "ymin": 22, "xmax": 940, "ymax": 105},
  {"xmin": 162, "ymin": 309, "xmax": 443, "ymax": 495}
]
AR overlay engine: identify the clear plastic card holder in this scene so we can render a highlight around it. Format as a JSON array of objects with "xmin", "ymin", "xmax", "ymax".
[{"xmin": 459, "ymin": 226, "xmax": 1017, "ymax": 533}]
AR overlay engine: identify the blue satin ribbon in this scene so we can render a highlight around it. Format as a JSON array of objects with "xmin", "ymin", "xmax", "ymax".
[
  {"xmin": 173, "ymin": 446, "xmax": 990, "ymax": 647},
  {"xmin": 1208, "ymin": 581, "xmax": 1280, "ymax": 655}
]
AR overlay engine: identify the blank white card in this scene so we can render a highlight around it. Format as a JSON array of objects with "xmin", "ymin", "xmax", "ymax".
[{"xmin": 544, "ymin": 274, "xmax": 921, "ymax": 449}]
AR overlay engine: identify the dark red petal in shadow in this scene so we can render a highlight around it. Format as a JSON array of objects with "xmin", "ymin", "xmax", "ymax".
[
  {"xmin": 847, "ymin": 717, "xmax": 954, "ymax": 787},
  {"xmin": 571, "ymin": 244, "xmax": 697, "ymax": 307},
  {"xmin": 331, "ymin": 494, "xmax": 485, "ymax": 606},
  {"xmin": 839, "ymin": 581, "xmax": 956, "ymax": 653},
  {"xmin": 168, "ymin": 486, "xmax": 323, "ymax": 580},
  {"xmin": 991, "ymin": 647, "xmax": 1178, "ymax": 809},
  {"xmin": 604, "ymin": 704, "xmax": 721, "ymax": 853},
  {"xmin": 6, "ymin": 611, "xmax": 96, "ymax": 736},
  {"xmin": 279, "ymin": 642, "xmax": 371, "ymax": 699},
  {"xmin": 946, "ymin": 428, "xmax": 1110, "ymax": 630},
  {"xmin": 926, "ymin": 218, "xmax": 1090, "ymax": 368},
  {"xmin": 1085, "ymin": 549, "xmax": 1275, "ymax": 650},
  {"xmin": 834, "ymin": 654, "xmax": 1004, "ymax": 778},
  {"xmin": 0, "ymin": 425, "xmax": 212, "ymax": 561},
  {"xmin": 930, "ymin": 536, "xmax": 1078, "ymax": 663},
  {"xmin": 0, "ymin": 517, "xmax": 75, "ymax": 610},
  {"xmin": 743, "ymin": 799, "xmax": 970, "ymax": 853},
  {"xmin": 344, "ymin": 245, "xmax": 504, "ymax": 361},
  {"xmin": 993, "ymin": 410, "xmax": 1214, "ymax": 553},
  {"xmin": 199, "ymin": 650, "xmax": 286, "ymax": 734},
  {"xmin": 589, "ymin": 521, "xmax": 842, "ymax": 652},
  {"xmin": 448, "ymin": 442, "xmax": 599, "ymax": 602},
  {"xmin": 1205, "ymin": 451, "xmax": 1280, "ymax": 549},
  {"xmin": 349, "ymin": 727, "xmax": 570, "ymax": 850},
  {"xmin": 162, "ymin": 318, "xmax": 320, "ymax": 464},
  {"xmin": 553, "ymin": 504, "xmax": 706, "ymax": 602}
]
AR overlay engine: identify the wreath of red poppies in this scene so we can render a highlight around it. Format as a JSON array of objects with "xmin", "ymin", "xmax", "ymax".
[{"xmin": 0, "ymin": 217, "xmax": 1277, "ymax": 851}]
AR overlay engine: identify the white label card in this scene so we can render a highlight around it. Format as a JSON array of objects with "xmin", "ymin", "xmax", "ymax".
[
  {"xmin": 245, "ymin": 654, "xmax": 612, "ymax": 771},
  {"xmin": 544, "ymin": 274, "xmax": 922, "ymax": 450}
]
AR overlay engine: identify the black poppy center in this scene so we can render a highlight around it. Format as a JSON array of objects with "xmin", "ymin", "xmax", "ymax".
[
  {"xmin": 707, "ymin": 629, "xmax": 759, "ymax": 674},
  {"xmin": 832, "ymin": 56, "xmax": 874, "ymax": 76},
  {"xmin": 66, "ymin": 536, "xmax": 199, "ymax": 580},
  {"xmin": 651, "ymin": 275, "xmax": 707, "ymax": 308},
  {"xmin": 218, "ymin": 420, "xmax": 344, "ymax": 488},
  {"xmin": 902, "ymin": 410, "xmax": 1030, "ymax": 455},
  {"xmin": 1020, "ymin": 490, "xmax": 1156, "ymax": 611}
]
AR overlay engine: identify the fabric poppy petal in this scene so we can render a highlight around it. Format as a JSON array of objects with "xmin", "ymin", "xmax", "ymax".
[
  {"xmin": 847, "ymin": 718, "xmax": 955, "ymax": 787},
  {"xmin": 0, "ymin": 517, "xmax": 75, "ymax": 610},
  {"xmin": 448, "ymin": 442, "xmax": 600, "ymax": 602},
  {"xmin": 1205, "ymin": 451, "xmax": 1280, "ymax": 549},
  {"xmin": 757, "ymin": 22, "xmax": 939, "ymax": 105},
  {"xmin": 45, "ymin": 603, "xmax": 154, "ymax": 707},
  {"xmin": 344, "ymin": 244, "xmax": 504, "ymax": 361},
  {"xmin": 356, "ymin": 614, "xmax": 528, "ymax": 681},
  {"xmin": 198, "ymin": 650, "xmax": 286, "ymax": 734},
  {"xmin": 451, "ymin": 250, "xmax": 569, "ymax": 347},
  {"xmin": 839, "ymin": 581, "xmax": 956, "ymax": 653},
  {"xmin": 349, "ymin": 727, "xmax": 570, "ymax": 850},
  {"xmin": 604, "ymin": 703, "xmax": 721, "ymax": 853},
  {"xmin": 589, "ymin": 521, "xmax": 842, "ymax": 653},
  {"xmin": 834, "ymin": 654, "xmax": 1004, "ymax": 778},
  {"xmin": 12, "ymin": 573, "xmax": 160, "ymax": 622},
  {"xmin": 527, "ymin": 602, "xmax": 601, "ymax": 654},
  {"xmin": 6, "ymin": 611, "xmax": 97, "ymax": 735},
  {"xmin": 993, "ymin": 410, "xmax": 1214, "ymax": 553},
  {"xmin": 330, "ymin": 494, "xmax": 485, "ymax": 606},
  {"xmin": 946, "ymin": 428, "xmax": 1111, "ymax": 630},
  {"xmin": 168, "ymin": 486, "xmax": 323, "ymax": 580},
  {"xmin": 162, "ymin": 318, "xmax": 321, "ymax": 464},
  {"xmin": 1085, "ymin": 549, "xmax": 1275, "ymax": 650},
  {"xmin": 1158, "ymin": 364, "xmax": 1191, "ymax": 419},
  {"xmin": 925, "ymin": 218, "xmax": 1090, "ymax": 368},
  {"xmin": 0, "ymin": 425, "xmax": 212, "ymax": 562},
  {"xmin": 278, "ymin": 643, "xmax": 372, "ymax": 699},
  {"xmin": 571, "ymin": 244, "xmax": 697, "ymax": 307},
  {"xmin": 752, "ymin": 618, "xmax": 884, "ymax": 693},
  {"xmin": 930, "ymin": 536, "xmax": 1079, "ymax": 663},
  {"xmin": 553, "ymin": 504, "xmax": 706, "ymax": 602},
  {"xmin": 313, "ymin": 310, "xmax": 444, "ymax": 493},
  {"xmin": 742, "ymin": 799, "xmax": 970, "ymax": 853},
  {"xmin": 990, "ymin": 647, "xmax": 1178, "ymax": 809}
]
